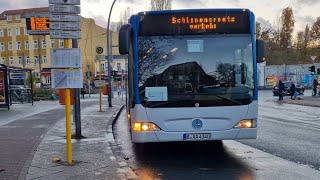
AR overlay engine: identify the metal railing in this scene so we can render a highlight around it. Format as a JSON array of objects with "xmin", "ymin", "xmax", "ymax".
[{"xmin": 9, "ymin": 88, "xmax": 32, "ymax": 104}]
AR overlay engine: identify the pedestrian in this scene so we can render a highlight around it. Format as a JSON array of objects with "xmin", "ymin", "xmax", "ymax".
[
  {"xmin": 313, "ymin": 79, "xmax": 318, "ymax": 96},
  {"xmin": 81, "ymin": 85, "xmax": 86, "ymax": 99},
  {"xmin": 278, "ymin": 76, "xmax": 285, "ymax": 100},
  {"xmin": 117, "ymin": 84, "xmax": 121, "ymax": 97},
  {"xmin": 289, "ymin": 80, "xmax": 296, "ymax": 100}
]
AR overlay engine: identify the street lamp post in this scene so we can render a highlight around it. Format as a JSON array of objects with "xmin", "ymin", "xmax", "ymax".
[
  {"xmin": 107, "ymin": 0, "xmax": 117, "ymax": 107},
  {"xmin": 285, "ymin": 44, "xmax": 291, "ymax": 81}
]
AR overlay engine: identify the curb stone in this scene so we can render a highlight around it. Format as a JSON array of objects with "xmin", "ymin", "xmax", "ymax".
[{"xmin": 107, "ymin": 105, "xmax": 139, "ymax": 180}]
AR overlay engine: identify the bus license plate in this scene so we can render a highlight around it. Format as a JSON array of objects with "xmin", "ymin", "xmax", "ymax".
[{"xmin": 183, "ymin": 133, "xmax": 211, "ymax": 141}]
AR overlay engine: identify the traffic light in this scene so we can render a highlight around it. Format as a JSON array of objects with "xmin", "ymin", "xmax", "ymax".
[
  {"xmin": 110, "ymin": 70, "xmax": 118, "ymax": 77},
  {"xmin": 309, "ymin": 65, "xmax": 316, "ymax": 75},
  {"xmin": 317, "ymin": 68, "xmax": 320, "ymax": 75}
]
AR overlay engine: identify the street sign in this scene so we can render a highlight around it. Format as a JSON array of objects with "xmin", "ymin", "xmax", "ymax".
[
  {"xmin": 94, "ymin": 80, "xmax": 106, "ymax": 87},
  {"xmin": 51, "ymin": 48, "xmax": 81, "ymax": 68},
  {"xmin": 49, "ymin": 5, "xmax": 81, "ymax": 14},
  {"xmin": 50, "ymin": 30, "xmax": 81, "ymax": 39},
  {"xmin": 96, "ymin": 46, "xmax": 104, "ymax": 55},
  {"xmin": 50, "ymin": 22, "xmax": 80, "ymax": 30},
  {"xmin": 49, "ymin": 0, "xmax": 80, "ymax": 5},
  {"xmin": 52, "ymin": 69, "xmax": 83, "ymax": 89},
  {"xmin": 25, "ymin": 13, "xmax": 50, "ymax": 35},
  {"xmin": 50, "ymin": 14, "xmax": 81, "ymax": 22},
  {"xmin": 310, "ymin": 56, "xmax": 317, "ymax": 62},
  {"xmin": 95, "ymin": 55, "xmax": 107, "ymax": 61}
]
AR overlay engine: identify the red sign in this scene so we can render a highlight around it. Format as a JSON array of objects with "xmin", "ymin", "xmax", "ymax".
[{"xmin": 0, "ymin": 71, "xmax": 5, "ymax": 104}]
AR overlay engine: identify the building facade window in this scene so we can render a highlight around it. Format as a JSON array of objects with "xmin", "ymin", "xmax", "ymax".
[
  {"xmin": 25, "ymin": 41, "xmax": 29, "ymax": 50},
  {"xmin": 42, "ymin": 55, "xmax": 47, "ymax": 64},
  {"xmin": 8, "ymin": 28, "xmax": 12, "ymax": 36},
  {"xmin": 1, "ymin": 57, "xmax": 5, "ymax": 64},
  {"xmin": 0, "ymin": 29, "xmax": 3, "ymax": 37},
  {"xmin": 34, "ymin": 40, "xmax": 38, "ymax": 49},
  {"xmin": 16, "ymin": 28, "xmax": 20, "ymax": 36},
  {"xmin": 117, "ymin": 63, "xmax": 121, "ymax": 71},
  {"xmin": 51, "ymin": 39, "xmax": 55, "ymax": 48},
  {"xmin": 42, "ymin": 39, "xmax": 46, "ymax": 49},
  {"xmin": 18, "ymin": 56, "xmax": 22, "ymax": 65},
  {"xmin": 7, "ymin": 15, "xmax": 12, "ymax": 21},
  {"xmin": 101, "ymin": 63, "xmax": 105, "ymax": 71},
  {"xmin": 8, "ymin": 42, "xmax": 12, "ymax": 51},
  {"xmin": 0, "ymin": 42, "xmax": 4, "ymax": 51},
  {"xmin": 26, "ymin": 56, "xmax": 30, "ymax": 64},
  {"xmin": 9, "ymin": 57, "xmax": 13, "ymax": 65},
  {"xmin": 36, "ymin": 72, "xmax": 40, "ymax": 78},
  {"xmin": 59, "ymin": 39, "xmax": 64, "ymax": 48},
  {"xmin": 34, "ymin": 56, "xmax": 38, "ymax": 64},
  {"xmin": 24, "ymin": 28, "xmax": 28, "ymax": 35},
  {"xmin": 45, "ymin": 76, "xmax": 51, "ymax": 85},
  {"xmin": 17, "ymin": 41, "xmax": 21, "ymax": 50},
  {"xmin": 16, "ymin": 15, "xmax": 21, "ymax": 20}
]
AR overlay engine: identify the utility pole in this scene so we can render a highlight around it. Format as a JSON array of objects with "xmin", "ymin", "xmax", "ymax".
[
  {"xmin": 73, "ymin": 39, "xmax": 82, "ymax": 139},
  {"xmin": 107, "ymin": 0, "xmax": 117, "ymax": 107},
  {"xmin": 37, "ymin": 36, "xmax": 42, "ymax": 87}
]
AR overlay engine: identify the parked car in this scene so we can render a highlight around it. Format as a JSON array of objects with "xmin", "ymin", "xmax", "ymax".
[{"xmin": 272, "ymin": 81, "xmax": 304, "ymax": 96}]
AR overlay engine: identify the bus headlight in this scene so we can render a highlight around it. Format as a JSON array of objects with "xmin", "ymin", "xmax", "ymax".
[
  {"xmin": 133, "ymin": 122, "xmax": 161, "ymax": 132},
  {"xmin": 234, "ymin": 119, "xmax": 256, "ymax": 128}
]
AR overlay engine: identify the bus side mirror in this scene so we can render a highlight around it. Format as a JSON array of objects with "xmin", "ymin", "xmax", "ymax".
[
  {"xmin": 119, "ymin": 24, "xmax": 132, "ymax": 55},
  {"xmin": 256, "ymin": 39, "xmax": 265, "ymax": 63}
]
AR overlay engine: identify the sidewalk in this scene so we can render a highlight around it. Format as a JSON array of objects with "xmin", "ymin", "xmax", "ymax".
[
  {"xmin": 22, "ymin": 95, "xmax": 136, "ymax": 180},
  {"xmin": 272, "ymin": 95, "xmax": 320, "ymax": 107}
]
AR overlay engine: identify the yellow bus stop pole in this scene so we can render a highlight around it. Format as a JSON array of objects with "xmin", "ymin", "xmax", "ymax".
[
  {"xmin": 64, "ymin": 39, "xmax": 72, "ymax": 165},
  {"xmin": 99, "ymin": 60, "xmax": 102, "ymax": 112}
]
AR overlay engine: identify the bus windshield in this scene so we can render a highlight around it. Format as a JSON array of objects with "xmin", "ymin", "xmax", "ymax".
[{"xmin": 138, "ymin": 34, "xmax": 254, "ymax": 107}]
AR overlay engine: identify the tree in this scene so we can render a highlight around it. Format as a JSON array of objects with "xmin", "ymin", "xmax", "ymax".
[
  {"xmin": 116, "ymin": 7, "xmax": 132, "ymax": 32},
  {"xmin": 296, "ymin": 31, "xmax": 304, "ymax": 50},
  {"xmin": 311, "ymin": 17, "xmax": 320, "ymax": 46},
  {"xmin": 279, "ymin": 6, "xmax": 295, "ymax": 49},
  {"xmin": 256, "ymin": 22, "xmax": 262, "ymax": 39},
  {"xmin": 150, "ymin": 0, "xmax": 172, "ymax": 11},
  {"xmin": 303, "ymin": 25, "xmax": 311, "ymax": 49},
  {"xmin": 138, "ymin": 37, "xmax": 173, "ymax": 82}
]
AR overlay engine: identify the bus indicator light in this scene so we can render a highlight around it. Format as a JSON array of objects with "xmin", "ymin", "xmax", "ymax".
[{"xmin": 133, "ymin": 122, "xmax": 161, "ymax": 132}]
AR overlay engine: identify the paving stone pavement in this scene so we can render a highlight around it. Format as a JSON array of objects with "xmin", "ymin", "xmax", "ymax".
[{"xmin": 23, "ymin": 97, "xmax": 138, "ymax": 180}]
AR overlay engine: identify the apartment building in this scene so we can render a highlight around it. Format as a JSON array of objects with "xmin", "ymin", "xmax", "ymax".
[{"xmin": 0, "ymin": 7, "xmax": 123, "ymax": 86}]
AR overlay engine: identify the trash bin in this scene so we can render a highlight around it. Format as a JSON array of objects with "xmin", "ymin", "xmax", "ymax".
[
  {"xmin": 103, "ymin": 84, "xmax": 108, "ymax": 95},
  {"xmin": 59, "ymin": 89, "xmax": 74, "ymax": 105}
]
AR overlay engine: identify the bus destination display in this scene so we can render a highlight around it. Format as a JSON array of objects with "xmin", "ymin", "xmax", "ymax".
[
  {"xmin": 26, "ymin": 17, "xmax": 50, "ymax": 35},
  {"xmin": 139, "ymin": 11, "xmax": 250, "ymax": 36}
]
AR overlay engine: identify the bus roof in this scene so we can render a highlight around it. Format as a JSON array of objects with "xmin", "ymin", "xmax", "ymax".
[{"xmin": 137, "ymin": 8, "xmax": 252, "ymax": 16}]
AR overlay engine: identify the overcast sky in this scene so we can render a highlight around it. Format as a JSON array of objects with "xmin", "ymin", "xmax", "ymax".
[{"xmin": 0, "ymin": 0, "xmax": 319, "ymax": 33}]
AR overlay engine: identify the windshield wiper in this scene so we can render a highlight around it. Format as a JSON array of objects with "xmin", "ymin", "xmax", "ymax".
[
  {"xmin": 214, "ymin": 95, "xmax": 243, "ymax": 105},
  {"xmin": 148, "ymin": 101, "xmax": 172, "ymax": 108}
]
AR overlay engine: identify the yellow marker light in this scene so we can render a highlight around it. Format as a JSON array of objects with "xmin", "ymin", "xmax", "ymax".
[
  {"xmin": 127, "ymin": 114, "xmax": 131, "ymax": 120},
  {"xmin": 234, "ymin": 119, "xmax": 254, "ymax": 128},
  {"xmin": 133, "ymin": 122, "xmax": 161, "ymax": 132}
]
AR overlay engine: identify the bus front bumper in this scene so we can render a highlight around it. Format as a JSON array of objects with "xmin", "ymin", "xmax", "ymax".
[{"xmin": 131, "ymin": 128, "xmax": 257, "ymax": 143}]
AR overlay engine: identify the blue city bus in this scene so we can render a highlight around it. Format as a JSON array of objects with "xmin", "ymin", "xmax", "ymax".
[{"xmin": 119, "ymin": 9, "xmax": 265, "ymax": 143}]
